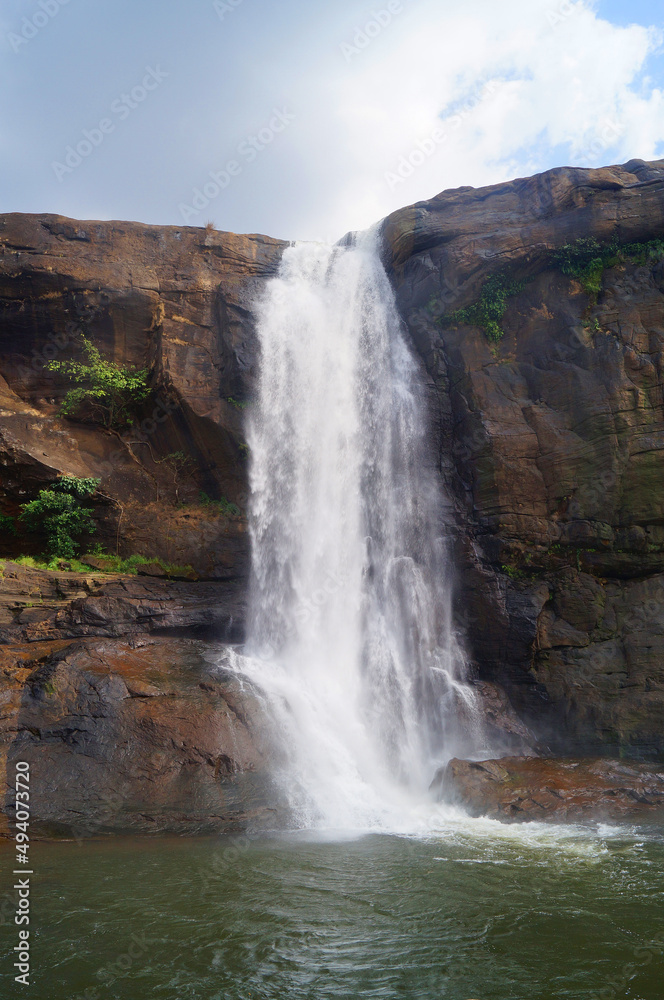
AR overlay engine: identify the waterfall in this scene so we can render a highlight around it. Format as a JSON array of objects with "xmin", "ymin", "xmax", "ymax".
[{"xmin": 228, "ymin": 230, "xmax": 486, "ymax": 831}]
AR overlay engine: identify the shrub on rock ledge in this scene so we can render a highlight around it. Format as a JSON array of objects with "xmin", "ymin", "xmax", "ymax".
[
  {"xmin": 46, "ymin": 335, "xmax": 151, "ymax": 430},
  {"xmin": 20, "ymin": 476, "xmax": 100, "ymax": 559}
]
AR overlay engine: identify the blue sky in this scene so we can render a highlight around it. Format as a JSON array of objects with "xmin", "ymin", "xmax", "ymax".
[{"xmin": 1, "ymin": 0, "xmax": 663, "ymax": 241}]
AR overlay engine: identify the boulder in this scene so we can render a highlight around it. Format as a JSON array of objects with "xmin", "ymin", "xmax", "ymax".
[{"xmin": 432, "ymin": 755, "xmax": 664, "ymax": 823}]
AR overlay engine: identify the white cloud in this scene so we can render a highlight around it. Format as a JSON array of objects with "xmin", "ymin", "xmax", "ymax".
[
  {"xmin": 1, "ymin": 0, "xmax": 662, "ymax": 240},
  {"xmin": 296, "ymin": 0, "xmax": 664, "ymax": 238}
]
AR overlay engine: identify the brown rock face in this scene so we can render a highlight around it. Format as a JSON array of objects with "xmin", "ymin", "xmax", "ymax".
[
  {"xmin": 0, "ymin": 561, "xmax": 282, "ymax": 837},
  {"xmin": 0, "ymin": 213, "xmax": 285, "ymax": 578},
  {"xmin": 382, "ymin": 159, "xmax": 664, "ymax": 758},
  {"xmin": 433, "ymin": 756, "xmax": 664, "ymax": 824},
  {"xmin": 382, "ymin": 159, "xmax": 664, "ymax": 280},
  {"xmin": 0, "ymin": 560, "xmax": 245, "ymax": 644},
  {"xmin": 1, "ymin": 635, "xmax": 284, "ymax": 838}
]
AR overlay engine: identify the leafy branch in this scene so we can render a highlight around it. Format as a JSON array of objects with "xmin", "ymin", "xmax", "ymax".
[{"xmin": 46, "ymin": 335, "xmax": 152, "ymax": 430}]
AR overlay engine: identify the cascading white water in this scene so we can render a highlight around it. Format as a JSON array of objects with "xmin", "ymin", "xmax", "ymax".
[{"xmin": 228, "ymin": 230, "xmax": 487, "ymax": 831}]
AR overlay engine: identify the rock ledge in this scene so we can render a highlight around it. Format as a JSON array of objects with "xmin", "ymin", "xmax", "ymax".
[{"xmin": 432, "ymin": 756, "xmax": 664, "ymax": 823}]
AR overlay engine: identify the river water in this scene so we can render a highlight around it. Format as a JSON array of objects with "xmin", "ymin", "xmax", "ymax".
[{"xmin": 9, "ymin": 819, "xmax": 664, "ymax": 999}]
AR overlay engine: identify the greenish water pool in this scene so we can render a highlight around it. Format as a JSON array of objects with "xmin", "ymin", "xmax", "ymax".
[{"xmin": 2, "ymin": 815, "xmax": 664, "ymax": 999}]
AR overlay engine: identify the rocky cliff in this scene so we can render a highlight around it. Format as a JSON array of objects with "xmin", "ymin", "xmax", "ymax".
[
  {"xmin": 0, "ymin": 215, "xmax": 286, "ymax": 835},
  {"xmin": 383, "ymin": 157, "xmax": 664, "ymax": 759},
  {"xmin": 1, "ymin": 625, "xmax": 283, "ymax": 838},
  {"xmin": 1, "ymin": 159, "xmax": 664, "ymax": 835},
  {"xmin": 0, "ymin": 213, "xmax": 285, "ymax": 576}
]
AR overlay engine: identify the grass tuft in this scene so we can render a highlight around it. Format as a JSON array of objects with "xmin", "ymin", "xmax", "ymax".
[
  {"xmin": 10, "ymin": 552, "xmax": 195, "ymax": 577},
  {"xmin": 199, "ymin": 491, "xmax": 242, "ymax": 517}
]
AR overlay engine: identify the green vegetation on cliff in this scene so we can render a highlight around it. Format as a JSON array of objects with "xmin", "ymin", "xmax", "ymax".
[
  {"xmin": 4, "ymin": 552, "xmax": 195, "ymax": 578},
  {"xmin": 78, "ymin": 552, "xmax": 195, "ymax": 577},
  {"xmin": 46, "ymin": 335, "xmax": 152, "ymax": 430},
  {"xmin": 19, "ymin": 476, "xmax": 100, "ymax": 559},
  {"xmin": 553, "ymin": 236, "xmax": 664, "ymax": 301},
  {"xmin": 445, "ymin": 274, "xmax": 526, "ymax": 343},
  {"xmin": 199, "ymin": 491, "xmax": 242, "ymax": 517},
  {"xmin": 442, "ymin": 235, "xmax": 664, "ymax": 340}
]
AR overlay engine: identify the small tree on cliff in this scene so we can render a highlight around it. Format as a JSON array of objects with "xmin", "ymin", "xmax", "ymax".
[
  {"xmin": 46, "ymin": 335, "xmax": 151, "ymax": 430},
  {"xmin": 20, "ymin": 476, "xmax": 100, "ymax": 559}
]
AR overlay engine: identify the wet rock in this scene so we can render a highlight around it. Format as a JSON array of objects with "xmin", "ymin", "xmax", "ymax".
[
  {"xmin": 470, "ymin": 681, "xmax": 537, "ymax": 754},
  {"xmin": 0, "ymin": 636, "xmax": 284, "ymax": 838},
  {"xmin": 432, "ymin": 756, "xmax": 664, "ymax": 823},
  {"xmin": 0, "ymin": 559, "xmax": 272, "ymax": 837}
]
